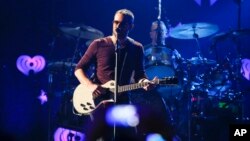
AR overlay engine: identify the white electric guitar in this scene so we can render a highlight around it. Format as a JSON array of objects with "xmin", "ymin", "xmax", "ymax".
[{"xmin": 72, "ymin": 77, "xmax": 178, "ymax": 115}]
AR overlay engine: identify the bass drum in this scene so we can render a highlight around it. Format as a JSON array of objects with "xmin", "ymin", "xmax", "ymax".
[{"xmin": 145, "ymin": 65, "xmax": 182, "ymax": 100}]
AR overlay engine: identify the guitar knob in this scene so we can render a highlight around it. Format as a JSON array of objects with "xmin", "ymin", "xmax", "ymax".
[{"xmin": 80, "ymin": 104, "xmax": 86, "ymax": 107}]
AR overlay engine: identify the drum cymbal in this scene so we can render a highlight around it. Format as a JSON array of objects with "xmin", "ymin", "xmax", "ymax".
[
  {"xmin": 86, "ymin": 39, "xmax": 94, "ymax": 46},
  {"xmin": 170, "ymin": 22, "xmax": 219, "ymax": 39},
  {"xmin": 59, "ymin": 23, "xmax": 104, "ymax": 40},
  {"xmin": 211, "ymin": 28, "xmax": 250, "ymax": 41},
  {"xmin": 185, "ymin": 57, "xmax": 216, "ymax": 65}
]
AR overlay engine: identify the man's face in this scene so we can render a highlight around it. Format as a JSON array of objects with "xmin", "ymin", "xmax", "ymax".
[
  {"xmin": 150, "ymin": 23, "xmax": 158, "ymax": 41},
  {"xmin": 112, "ymin": 13, "xmax": 132, "ymax": 39},
  {"xmin": 150, "ymin": 23, "xmax": 167, "ymax": 42}
]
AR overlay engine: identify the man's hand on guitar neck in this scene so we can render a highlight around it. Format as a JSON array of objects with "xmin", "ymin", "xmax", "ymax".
[{"xmin": 139, "ymin": 76, "xmax": 158, "ymax": 91}]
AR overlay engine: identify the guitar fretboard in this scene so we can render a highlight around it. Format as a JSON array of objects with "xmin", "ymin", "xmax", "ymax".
[
  {"xmin": 109, "ymin": 77, "xmax": 179, "ymax": 94},
  {"xmin": 108, "ymin": 77, "xmax": 177, "ymax": 94},
  {"xmin": 110, "ymin": 81, "xmax": 154, "ymax": 93}
]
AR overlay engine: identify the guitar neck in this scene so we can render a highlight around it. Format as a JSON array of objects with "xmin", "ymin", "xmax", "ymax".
[{"xmin": 110, "ymin": 80, "xmax": 159, "ymax": 93}]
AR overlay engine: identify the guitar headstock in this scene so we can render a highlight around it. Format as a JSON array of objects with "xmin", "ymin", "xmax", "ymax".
[{"xmin": 159, "ymin": 76, "xmax": 178, "ymax": 85}]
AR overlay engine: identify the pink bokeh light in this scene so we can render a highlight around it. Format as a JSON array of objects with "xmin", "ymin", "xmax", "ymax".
[
  {"xmin": 54, "ymin": 127, "xmax": 85, "ymax": 141},
  {"xmin": 37, "ymin": 89, "xmax": 48, "ymax": 105},
  {"xmin": 241, "ymin": 58, "xmax": 250, "ymax": 81}
]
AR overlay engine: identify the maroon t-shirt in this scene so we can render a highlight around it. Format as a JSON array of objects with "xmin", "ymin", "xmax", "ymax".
[{"xmin": 75, "ymin": 36, "xmax": 147, "ymax": 86}]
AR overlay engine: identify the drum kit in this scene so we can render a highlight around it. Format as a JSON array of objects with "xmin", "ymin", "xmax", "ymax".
[{"xmin": 144, "ymin": 21, "xmax": 249, "ymax": 140}]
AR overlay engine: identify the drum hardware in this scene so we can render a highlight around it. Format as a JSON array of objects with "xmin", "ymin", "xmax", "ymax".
[
  {"xmin": 47, "ymin": 59, "xmax": 79, "ymax": 89},
  {"xmin": 184, "ymin": 57, "xmax": 216, "ymax": 66},
  {"xmin": 209, "ymin": 28, "xmax": 250, "ymax": 59},
  {"xmin": 59, "ymin": 23, "xmax": 104, "ymax": 40},
  {"xmin": 169, "ymin": 22, "xmax": 219, "ymax": 40},
  {"xmin": 180, "ymin": 54, "xmax": 222, "ymax": 141},
  {"xmin": 183, "ymin": 1, "xmax": 249, "ymax": 140},
  {"xmin": 170, "ymin": 22, "xmax": 219, "ymax": 67},
  {"xmin": 205, "ymin": 56, "xmax": 239, "ymax": 101},
  {"xmin": 85, "ymin": 39, "xmax": 94, "ymax": 47},
  {"xmin": 144, "ymin": 45, "xmax": 184, "ymax": 102},
  {"xmin": 49, "ymin": 22, "xmax": 99, "ymax": 92},
  {"xmin": 47, "ymin": 61, "xmax": 77, "ymax": 72},
  {"xmin": 58, "ymin": 23, "xmax": 102, "ymax": 80},
  {"xmin": 170, "ymin": 22, "xmax": 218, "ymax": 68},
  {"xmin": 144, "ymin": 46, "xmax": 173, "ymax": 66},
  {"xmin": 179, "ymin": 59, "xmax": 206, "ymax": 141},
  {"xmin": 210, "ymin": 29, "xmax": 250, "ymax": 43}
]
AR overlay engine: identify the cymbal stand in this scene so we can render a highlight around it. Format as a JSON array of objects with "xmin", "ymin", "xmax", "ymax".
[
  {"xmin": 183, "ymin": 62, "xmax": 204, "ymax": 141},
  {"xmin": 233, "ymin": 0, "xmax": 245, "ymax": 122},
  {"xmin": 186, "ymin": 64, "xmax": 208, "ymax": 141},
  {"xmin": 192, "ymin": 26, "xmax": 205, "ymax": 63},
  {"xmin": 69, "ymin": 32, "xmax": 83, "ymax": 117},
  {"xmin": 47, "ymin": 36, "xmax": 58, "ymax": 141},
  {"xmin": 190, "ymin": 27, "xmax": 206, "ymax": 141},
  {"xmin": 234, "ymin": 0, "xmax": 243, "ymax": 30},
  {"xmin": 184, "ymin": 63, "xmax": 192, "ymax": 141},
  {"xmin": 70, "ymin": 33, "xmax": 82, "ymax": 71}
]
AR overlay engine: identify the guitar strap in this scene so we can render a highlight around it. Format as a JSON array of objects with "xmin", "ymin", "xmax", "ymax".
[
  {"xmin": 119, "ymin": 51, "xmax": 128, "ymax": 83},
  {"xmin": 119, "ymin": 38, "xmax": 135, "ymax": 84}
]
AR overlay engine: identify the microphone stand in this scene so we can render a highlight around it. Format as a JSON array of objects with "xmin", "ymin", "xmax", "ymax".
[
  {"xmin": 234, "ymin": 0, "xmax": 244, "ymax": 122},
  {"xmin": 47, "ymin": 35, "xmax": 57, "ymax": 141},
  {"xmin": 113, "ymin": 37, "xmax": 119, "ymax": 141}
]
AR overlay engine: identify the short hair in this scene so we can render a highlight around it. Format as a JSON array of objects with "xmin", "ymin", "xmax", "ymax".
[
  {"xmin": 151, "ymin": 20, "xmax": 167, "ymax": 33},
  {"xmin": 115, "ymin": 9, "xmax": 134, "ymax": 24}
]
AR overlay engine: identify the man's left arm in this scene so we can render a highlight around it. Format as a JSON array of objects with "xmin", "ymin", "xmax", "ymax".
[{"xmin": 134, "ymin": 45, "xmax": 156, "ymax": 91}]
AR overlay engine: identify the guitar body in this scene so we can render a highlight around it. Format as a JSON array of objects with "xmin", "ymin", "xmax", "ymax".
[
  {"xmin": 73, "ymin": 81, "xmax": 115, "ymax": 115},
  {"xmin": 73, "ymin": 77, "xmax": 178, "ymax": 115}
]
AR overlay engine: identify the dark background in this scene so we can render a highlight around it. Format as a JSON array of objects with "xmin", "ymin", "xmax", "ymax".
[{"xmin": 1, "ymin": 0, "xmax": 250, "ymax": 140}]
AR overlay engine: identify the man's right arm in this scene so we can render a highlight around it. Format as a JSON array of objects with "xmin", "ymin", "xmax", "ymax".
[
  {"xmin": 74, "ymin": 68, "xmax": 98, "ymax": 92},
  {"xmin": 75, "ymin": 68, "xmax": 107, "ymax": 97}
]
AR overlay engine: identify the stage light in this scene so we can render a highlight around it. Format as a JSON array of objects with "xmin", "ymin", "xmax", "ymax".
[
  {"xmin": 146, "ymin": 133, "xmax": 165, "ymax": 141},
  {"xmin": 106, "ymin": 105, "xmax": 139, "ymax": 127},
  {"xmin": 194, "ymin": 0, "xmax": 218, "ymax": 6},
  {"xmin": 16, "ymin": 55, "xmax": 46, "ymax": 76}
]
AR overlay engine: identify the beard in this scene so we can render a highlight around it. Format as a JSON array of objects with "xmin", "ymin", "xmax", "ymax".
[{"xmin": 113, "ymin": 33, "xmax": 127, "ymax": 40}]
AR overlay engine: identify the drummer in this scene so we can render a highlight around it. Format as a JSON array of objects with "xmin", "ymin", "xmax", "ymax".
[
  {"xmin": 137, "ymin": 20, "xmax": 184, "ymax": 141},
  {"xmin": 144, "ymin": 20, "xmax": 183, "ymax": 77}
]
